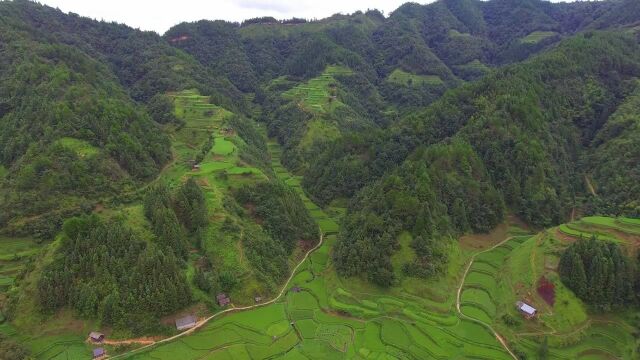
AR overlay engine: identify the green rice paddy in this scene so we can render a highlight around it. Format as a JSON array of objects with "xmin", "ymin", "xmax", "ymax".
[
  {"xmin": 282, "ymin": 65, "xmax": 352, "ymax": 114},
  {"xmin": 123, "ymin": 210, "xmax": 640, "ymax": 359},
  {"xmin": 520, "ymin": 31, "xmax": 558, "ymax": 44},
  {"xmin": 386, "ymin": 68, "xmax": 444, "ymax": 87},
  {"xmin": 0, "ymin": 236, "xmax": 40, "ymax": 292}
]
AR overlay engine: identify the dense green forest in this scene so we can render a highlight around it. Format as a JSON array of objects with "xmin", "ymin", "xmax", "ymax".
[
  {"xmin": 37, "ymin": 215, "xmax": 192, "ymax": 334},
  {"xmin": 0, "ymin": 0, "xmax": 640, "ymax": 353},
  {"xmin": 559, "ymin": 237, "xmax": 637, "ymax": 311}
]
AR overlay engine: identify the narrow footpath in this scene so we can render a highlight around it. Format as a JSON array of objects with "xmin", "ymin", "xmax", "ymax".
[
  {"xmin": 108, "ymin": 233, "xmax": 324, "ymax": 359},
  {"xmin": 455, "ymin": 237, "xmax": 518, "ymax": 360}
]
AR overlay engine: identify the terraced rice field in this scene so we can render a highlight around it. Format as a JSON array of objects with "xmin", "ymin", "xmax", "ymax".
[
  {"xmin": 117, "ymin": 174, "xmax": 640, "ymax": 360},
  {"xmin": 458, "ymin": 228, "xmax": 639, "ymax": 359},
  {"xmin": 460, "ymin": 236, "xmax": 530, "ymax": 326},
  {"xmin": 0, "ymin": 236, "xmax": 40, "ymax": 293},
  {"xmin": 16, "ymin": 91, "xmax": 639, "ymax": 359},
  {"xmin": 386, "ymin": 68, "xmax": 443, "ymax": 87},
  {"xmin": 282, "ymin": 65, "xmax": 352, "ymax": 114},
  {"xmin": 121, "ymin": 141, "xmax": 518, "ymax": 360},
  {"xmin": 520, "ymin": 31, "xmax": 558, "ymax": 44}
]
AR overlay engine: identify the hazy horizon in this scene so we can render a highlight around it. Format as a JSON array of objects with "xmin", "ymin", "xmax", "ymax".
[{"xmin": 35, "ymin": 0, "xmax": 579, "ymax": 34}]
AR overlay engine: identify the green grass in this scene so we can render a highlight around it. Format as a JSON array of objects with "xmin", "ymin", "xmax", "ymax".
[
  {"xmin": 558, "ymin": 223, "xmax": 620, "ymax": 242},
  {"xmin": 620, "ymin": 217, "xmax": 640, "ymax": 225},
  {"xmin": 56, "ymin": 137, "xmax": 100, "ymax": 157},
  {"xmin": 212, "ymin": 137, "xmax": 235, "ymax": 156},
  {"xmin": 520, "ymin": 31, "xmax": 558, "ymax": 44},
  {"xmin": 0, "ymin": 164, "xmax": 7, "ymax": 179},
  {"xmin": 386, "ymin": 68, "xmax": 443, "ymax": 86},
  {"xmin": 391, "ymin": 231, "xmax": 416, "ymax": 279}
]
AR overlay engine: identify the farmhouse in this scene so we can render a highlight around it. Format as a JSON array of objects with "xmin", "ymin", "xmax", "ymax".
[
  {"xmin": 516, "ymin": 301, "xmax": 537, "ymax": 319},
  {"xmin": 254, "ymin": 296, "xmax": 262, "ymax": 303},
  {"xmin": 175, "ymin": 315, "xmax": 197, "ymax": 331},
  {"xmin": 88, "ymin": 331, "xmax": 104, "ymax": 343},
  {"xmin": 192, "ymin": 164, "xmax": 201, "ymax": 171},
  {"xmin": 93, "ymin": 348, "xmax": 106, "ymax": 359},
  {"xmin": 217, "ymin": 293, "xmax": 230, "ymax": 307}
]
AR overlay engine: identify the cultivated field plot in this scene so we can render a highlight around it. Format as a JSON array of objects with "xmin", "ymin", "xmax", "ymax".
[
  {"xmin": 282, "ymin": 65, "xmax": 352, "ymax": 114},
  {"xmin": 0, "ymin": 236, "xmax": 40, "ymax": 294},
  {"xmin": 558, "ymin": 216, "xmax": 640, "ymax": 242},
  {"xmin": 111, "ymin": 130, "xmax": 640, "ymax": 360},
  {"xmin": 485, "ymin": 218, "xmax": 640, "ymax": 359},
  {"xmin": 386, "ymin": 68, "xmax": 444, "ymax": 87},
  {"xmin": 520, "ymin": 31, "xmax": 558, "ymax": 44},
  {"xmin": 122, "ymin": 140, "xmax": 516, "ymax": 360}
]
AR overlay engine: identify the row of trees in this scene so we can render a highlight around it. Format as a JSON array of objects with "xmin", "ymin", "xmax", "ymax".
[
  {"xmin": 144, "ymin": 179, "xmax": 208, "ymax": 257},
  {"xmin": 235, "ymin": 181, "xmax": 319, "ymax": 253},
  {"xmin": 559, "ymin": 237, "xmax": 637, "ymax": 311}
]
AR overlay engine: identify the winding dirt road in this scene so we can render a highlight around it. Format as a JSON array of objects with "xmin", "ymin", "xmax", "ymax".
[
  {"xmin": 108, "ymin": 233, "xmax": 324, "ymax": 359},
  {"xmin": 455, "ymin": 237, "xmax": 518, "ymax": 360}
]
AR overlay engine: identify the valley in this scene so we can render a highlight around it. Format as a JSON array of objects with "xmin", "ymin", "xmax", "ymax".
[{"xmin": 1, "ymin": 0, "xmax": 640, "ymax": 359}]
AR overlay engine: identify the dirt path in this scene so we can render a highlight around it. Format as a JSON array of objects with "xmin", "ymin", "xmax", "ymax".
[
  {"xmin": 108, "ymin": 233, "xmax": 324, "ymax": 359},
  {"xmin": 456, "ymin": 236, "xmax": 518, "ymax": 360},
  {"xmin": 585, "ymin": 176, "xmax": 597, "ymax": 196},
  {"xmin": 102, "ymin": 338, "xmax": 155, "ymax": 346},
  {"xmin": 515, "ymin": 320, "xmax": 590, "ymax": 338}
]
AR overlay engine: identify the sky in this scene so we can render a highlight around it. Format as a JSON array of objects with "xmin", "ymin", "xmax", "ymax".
[{"xmin": 36, "ymin": 0, "xmax": 576, "ymax": 34}]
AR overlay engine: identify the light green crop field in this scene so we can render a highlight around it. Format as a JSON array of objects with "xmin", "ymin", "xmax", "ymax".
[
  {"xmin": 520, "ymin": 31, "xmax": 558, "ymax": 44},
  {"xmin": 55, "ymin": 137, "xmax": 100, "ymax": 157},
  {"xmin": 386, "ymin": 68, "xmax": 444, "ymax": 86},
  {"xmin": 0, "ymin": 236, "xmax": 40, "ymax": 294},
  {"xmin": 282, "ymin": 65, "xmax": 352, "ymax": 114},
  {"xmin": 122, "ymin": 211, "xmax": 640, "ymax": 359},
  {"xmin": 448, "ymin": 29, "xmax": 473, "ymax": 38},
  {"xmin": 0, "ymin": 164, "xmax": 7, "ymax": 179},
  {"xmin": 452, "ymin": 59, "xmax": 492, "ymax": 78}
]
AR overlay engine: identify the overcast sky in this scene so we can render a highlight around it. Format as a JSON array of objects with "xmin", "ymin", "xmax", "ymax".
[{"xmin": 36, "ymin": 0, "xmax": 576, "ymax": 34}]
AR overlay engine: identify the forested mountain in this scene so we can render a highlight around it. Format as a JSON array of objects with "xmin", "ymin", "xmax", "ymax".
[{"xmin": 0, "ymin": 0, "xmax": 639, "ymax": 351}]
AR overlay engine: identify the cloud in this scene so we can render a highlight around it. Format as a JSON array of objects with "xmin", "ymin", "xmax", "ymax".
[
  {"xmin": 36, "ymin": 0, "xmax": 579, "ymax": 34},
  {"xmin": 234, "ymin": 0, "xmax": 301, "ymax": 14}
]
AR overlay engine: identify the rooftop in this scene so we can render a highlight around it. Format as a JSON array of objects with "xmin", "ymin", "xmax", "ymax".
[
  {"xmin": 175, "ymin": 315, "xmax": 197, "ymax": 330},
  {"xmin": 516, "ymin": 301, "xmax": 537, "ymax": 315},
  {"xmin": 93, "ymin": 348, "xmax": 105, "ymax": 357}
]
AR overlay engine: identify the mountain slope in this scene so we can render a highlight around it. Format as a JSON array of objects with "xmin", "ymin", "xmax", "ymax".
[{"xmin": 331, "ymin": 31, "xmax": 640, "ymax": 285}]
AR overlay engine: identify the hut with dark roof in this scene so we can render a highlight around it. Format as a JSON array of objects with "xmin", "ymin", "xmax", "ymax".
[
  {"xmin": 93, "ymin": 348, "xmax": 106, "ymax": 359},
  {"xmin": 89, "ymin": 332, "xmax": 105, "ymax": 343},
  {"xmin": 217, "ymin": 293, "xmax": 230, "ymax": 307}
]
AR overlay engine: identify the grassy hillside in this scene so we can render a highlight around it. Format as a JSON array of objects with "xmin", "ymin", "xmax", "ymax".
[
  {"xmin": 114, "ymin": 209, "xmax": 640, "ymax": 359},
  {"xmin": 0, "ymin": 1, "xmax": 640, "ymax": 359}
]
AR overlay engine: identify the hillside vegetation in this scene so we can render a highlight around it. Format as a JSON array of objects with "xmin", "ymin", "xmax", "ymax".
[{"xmin": 0, "ymin": 0, "xmax": 639, "ymax": 359}]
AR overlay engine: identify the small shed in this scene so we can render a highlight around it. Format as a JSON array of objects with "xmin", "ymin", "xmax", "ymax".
[
  {"xmin": 192, "ymin": 164, "xmax": 201, "ymax": 171},
  {"xmin": 254, "ymin": 296, "xmax": 262, "ymax": 303},
  {"xmin": 516, "ymin": 301, "xmax": 537, "ymax": 319},
  {"xmin": 89, "ymin": 332, "xmax": 105, "ymax": 343},
  {"xmin": 175, "ymin": 315, "xmax": 197, "ymax": 331},
  {"xmin": 291, "ymin": 286, "xmax": 301, "ymax": 293},
  {"xmin": 93, "ymin": 348, "xmax": 106, "ymax": 359},
  {"xmin": 217, "ymin": 293, "xmax": 230, "ymax": 307}
]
